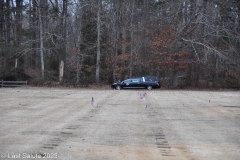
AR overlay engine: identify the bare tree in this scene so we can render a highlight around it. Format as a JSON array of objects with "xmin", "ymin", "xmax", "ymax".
[
  {"xmin": 59, "ymin": 0, "xmax": 68, "ymax": 82},
  {"xmin": 35, "ymin": 0, "xmax": 45, "ymax": 80},
  {"xmin": 96, "ymin": 0, "xmax": 101, "ymax": 84}
]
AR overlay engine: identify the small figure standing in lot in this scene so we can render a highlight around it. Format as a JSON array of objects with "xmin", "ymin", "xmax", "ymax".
[{"xmin": 91, "ymin": 97, "xmax": 94, "ymax": 106}]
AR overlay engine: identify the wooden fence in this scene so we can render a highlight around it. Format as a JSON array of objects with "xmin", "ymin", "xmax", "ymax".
[{"xmin": 1, "ymin": 80, "xmax": 28, "ymax": 88}]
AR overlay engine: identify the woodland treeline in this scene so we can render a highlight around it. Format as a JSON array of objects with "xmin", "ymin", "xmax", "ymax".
[{"xmin": 0, "ymin": 0, "xmax": 240, "ymax": 88}]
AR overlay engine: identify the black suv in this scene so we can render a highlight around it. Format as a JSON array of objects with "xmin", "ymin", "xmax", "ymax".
[{"xmin": 111, "ymin": 76, "xmax": 161, "ymax": 90}]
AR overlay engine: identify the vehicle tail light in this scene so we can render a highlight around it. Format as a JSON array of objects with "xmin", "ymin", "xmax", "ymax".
[{"xmin": 157, "ymin": 82, "xmax": 159, "ymax": 86}]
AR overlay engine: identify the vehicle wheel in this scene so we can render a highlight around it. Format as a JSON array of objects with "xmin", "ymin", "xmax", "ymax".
[
  {"xmin": 116, "ymin": 85, "xmax": 121, "ymax": 90},
  {"xmin": 147, "ymin": 86, "xmax": 152, "ymax": 90}
]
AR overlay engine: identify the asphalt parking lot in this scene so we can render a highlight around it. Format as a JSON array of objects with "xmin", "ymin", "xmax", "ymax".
[{"xmin": 0, "ymin": 87, "xmax": 239, "ymax": 160}]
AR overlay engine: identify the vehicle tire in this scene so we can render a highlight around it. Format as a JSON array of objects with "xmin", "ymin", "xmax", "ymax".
[
  {"xmin": 116, "ymin": 85, "xmax": 121, "ymax": 90},
  {"xmin": 147, "ymin": 86, "xmax": 152, "ymax": 90}
]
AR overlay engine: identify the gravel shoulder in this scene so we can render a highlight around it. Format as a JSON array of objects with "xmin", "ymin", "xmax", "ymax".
[{"xmin": 0, "ymin": 87, "xmax": 239, "ymax": 160}]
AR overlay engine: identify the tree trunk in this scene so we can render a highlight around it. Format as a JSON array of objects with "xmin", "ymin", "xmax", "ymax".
[
  {"xmin": 15, "ymin": 0, "xmax": 23, "ymax": 46},
  {"xmin": 0, "ymin": 0, "xmax": 3, "ymax": 70},
  {"xmin": 57, "ymin": 0, "xmax": 67, "ymax": 82},
  {"xmin": 113, "ymin": 0, "xmax": 120, "ymax": 82},
  {"xmin": 59, "ymin": 60, "xmax": 64, "ymax": 82},
  {"xmin": 76, "ymin": 2, "xmax": 83, "ymax": 84},
  {"xmin": 76, "ymin": 54, "xmax": 81, "ymax": 84},
  {"xmin": 96, "ymin": 0, "xmax": 101, "ymax": 84},
  {"xmin": 118, "ymin": 0, "xmax": 127, "ymax": 78},
  {"xmin": 121, "ymin": 0, "xmax": 126, "ymax": 56},
  {"xmin": 5, "ymin": 0, "xmax": 11, "ymax": 70},
  {"xmin": 129, "ymin": 0, "xmax": 135, "ymax": 78},
  {"xmin": 173, "ymin": 72, "xmax": 179, "ymax": 87},
  {"xmin": 36, "ymin": 0, "xmax": 45, "ymax": 80}
]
